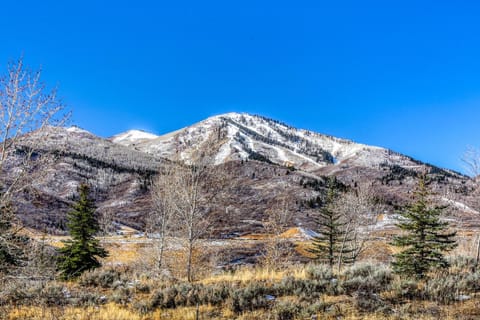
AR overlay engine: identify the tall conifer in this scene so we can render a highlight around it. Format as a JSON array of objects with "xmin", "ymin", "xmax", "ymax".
[
  {"xmin": 58, "ymin": 184, "xmax": 108, "ymax": 279},
  {"xmin": 392, "ymin": 176, "xmax": 456, "ymax": 278},
  {"xmin": 308, "ymin": 177, "xmax": 354, "ymax": 268}
]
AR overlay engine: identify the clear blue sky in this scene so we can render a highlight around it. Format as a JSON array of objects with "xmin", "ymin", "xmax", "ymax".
[{"xmin": 1, "ymin": 1, "xmax": 479, "ymax": 173}]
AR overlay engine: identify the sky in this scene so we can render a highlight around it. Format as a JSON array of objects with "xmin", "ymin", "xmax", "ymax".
[{"xmin": 1, "ymin": 0, "xmax": 479, "ymax": 173}]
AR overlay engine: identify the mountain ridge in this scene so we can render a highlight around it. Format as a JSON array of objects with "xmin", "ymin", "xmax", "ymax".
[
  {"xmin": 109, "ymin": 112, "xmax": 464, "ymax": 177},
  {"xmin": 4, "ymin": 112, "xmax": 477, "ymax": 235}
]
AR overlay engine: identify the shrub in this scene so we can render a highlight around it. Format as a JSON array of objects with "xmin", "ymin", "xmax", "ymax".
[
  {"xmin": 274, "ymin": 301, "xmax": 301, "ymax": 320},
  {"xmin": 342, "ymin": 263, "xmax": 392, "ymax": 294},
  {"xmin": 133, "ymin": 299, "xmax": 151, "ymax": 315},
  {"xmin": 422, "ymin": 273, "xmax": 471, "ymax": 304},
  {"xmin": 391, "ymin": 278, "xmax": 418, "ymax": 300},
  {"xmin": 460, "ymin": 271, "xmax": 480, "ymax": 292},
  {"xmin": 305, "ymin": 264, "xmax": 333, "ymax": 281},
  {"xmin": 70, "ymin": 291, "xmax": 106, "ymax": 307},
  {"xmin": 79, "ymin": 268, "xmax": 123, "ymax": 288},
  {"xmin": 40, "ymin": 284, "xmax": 69, "ymax": 306},
  {"xmin": 228, "ymin": 282, "xmax": 271, "ymax": 314},
  {"xmin": 352, "ymin": 292, "xmax": 389, "ymax": 313},
  {"xmin": 0, "ymin": 283, "xmax": 30, "ymax": 305},
  {"xmin": 447, "ymin": 255, "xmax": 476, "ymax": 272},
  {"xmin": 275, "ymin": 276, "xmax": 338, "ymax": 298},
  {"xmin": 110, "ymin": 286, "xmax": 133, "ymax": 305},
  {"xmin": 197, "ymin": 282, "xmax": 230, "ymax": 306},
  {"xmin": 134, "ymin": 281, "xmax": 151, "ymax": 294}
]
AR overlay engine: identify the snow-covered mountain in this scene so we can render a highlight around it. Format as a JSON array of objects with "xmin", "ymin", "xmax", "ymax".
[
  {"xmin": 110, "ymin": 129, "xmax": 159, "ymax": 146},
  {"xmin": 5, "ymin": 112, "xmax": 476, "ymax": 235},
  {"xmin": 113, "ymin": 112, "xmax": 438, "ymax": 173}
]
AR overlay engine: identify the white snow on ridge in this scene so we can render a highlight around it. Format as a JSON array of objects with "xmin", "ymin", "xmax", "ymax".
[
  {"xmin": 66, "ymin": 126, "xmax": 91, "ymax": 134},
  {"xmin": 214, "ymin": 143, "xmax": 232, "ymax": 165},
  {"xmin": 111, "ymin": 130, "xmax": 159, "ymax": 146},
  {"xmin": 441, "ymin": 197, "xmax": 479, "ymax": 215},
  {"xmin": 106, "ymin": 112, "xmax": 420, "ymax": 172}
]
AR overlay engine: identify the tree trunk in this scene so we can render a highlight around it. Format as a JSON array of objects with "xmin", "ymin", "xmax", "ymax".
[{"xmin": 187, "ymin": 239, "xmax": 194, "ymax": 282}]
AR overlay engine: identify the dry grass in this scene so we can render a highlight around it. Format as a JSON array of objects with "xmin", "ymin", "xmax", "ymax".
[
  {"xmin": 7, "ymin": 303, "xmax": 154, "ymax": 320},
  {"xmin": 102, "ymin": 242, "xmax": 145, "ymax": 265},
  {"xmin": 238, "ymin": 233, "xmax": 269, "ymax": 240},
  {"xmin": 6, "ymin": 304, "xmax": 234, "ymax": 320},
  {"xmin": 9, "ymin": 227, "xmax": 480, "ymax": 320},
  {"xmin": 201, "ymin": 265, "xmax": 308, "ymax": 284}
]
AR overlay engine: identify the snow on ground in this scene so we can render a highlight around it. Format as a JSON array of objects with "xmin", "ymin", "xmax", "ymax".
[
  {"xmin": 108, "ymin": 112, "xmax": 418, "ymax": 173},
  {"xmin": 374, "ymin": 213, "xmax": 398, "ymax": 229},
  {"xmin": 272, "ymin": 145, "xmax": 288, "ymax": 162},
  {"xmin": 215, "ymin": 143, "xmax": 232, "ymax": 165},
  {"xmin": 66, "ymin": 126, "xmax": 91, "ymax": 134},
  {"xmin": 298, "ymin": 227, "xmax": 318, "ymax": 239},
  {"xmin": 442, "ymin": 197, "xmax": 479, "ymax": 215},
  {"xmin": 112, "ymin": 130, "xmax": 159, "ymax": 145}
]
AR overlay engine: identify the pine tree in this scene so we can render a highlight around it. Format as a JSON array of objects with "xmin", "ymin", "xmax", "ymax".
[
  {"xmin": 0, "ymin": 200, "xmax": 28, "ymax": 273},
  {"xmin": 58, "ymin": 184, "xmax": 108, "ymax": 279},
  {"xmin": 391, "ymin": 176, "xmax": 456, "ymax": 279},
  {"xmin": 308, "ymin": 177, "xmax": 354, "ymax": 268}
]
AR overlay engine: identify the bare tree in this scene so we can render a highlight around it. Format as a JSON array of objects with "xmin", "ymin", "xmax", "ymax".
[
  {"xmin": 462, "ymin": 146, "xmax": 480, "ymax": 178},
  {"xmin": 151, "ymin": 134, "xmax": 227, "ymax": 282},
  {"xmin": 334, "ymin": 184, "xmax": 382, "ymax": 270},
  {"xmin": 98, "ymin": 207, "xmax": 116, "ymax": 236},
  {"xmin": 146, "ymin": 161, "xmax": 177, "ymax": 274},
  {"xmin": 261, "ymin": 197, "xmax": 293, "ymax": 269},
  {"xmin": 461, "ymin": 146, "xmax": 480, "ymax": 266},
  {"xmin": 0, "ymin": 57, "xmax": 68, "ymax": 277}
]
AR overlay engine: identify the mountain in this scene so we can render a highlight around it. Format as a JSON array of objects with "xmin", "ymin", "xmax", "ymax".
[
  {"xmin": 118, "ymin": 112, "xmax": 458, "ymax": 174},
  {"xmin": 110, "ymin": 129, "xmax": 159, "ymax": 146},
  {"xmin": 5, "ymin": 113, "xmax": 479, "ymax": 235}
]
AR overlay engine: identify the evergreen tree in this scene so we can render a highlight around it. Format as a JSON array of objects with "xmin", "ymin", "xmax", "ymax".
[
  {"xmin": 0, "ymin": 200, "xmax": 28, "ymax": 273},
  {"xmin": 391, "ymin": 176, "xmax": 456, "ymax": 279},
  {"xmin": 308, "ymin": 177, "xmax": 354, "ymax": 268},
  {"xmin": 58, "ymin": 184, "xmax": 108, "ymax": 279}
]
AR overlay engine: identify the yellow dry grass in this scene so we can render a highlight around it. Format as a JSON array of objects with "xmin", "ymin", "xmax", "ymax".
[
  {"xmin": 7, "ymin": 303, "xmax": 154, "ymax": 320},
  {"xmin": 294, "ymin": 240, "xmax": 316, "ymax": 258},
  {"xmin": 202, "ymin": 265, "xmax": 308, "ymax": 284},
  {"xmin": 102, "ymin": 242, "xmax": 144, "ymax": 265},
  {"xmin": 238, "ymin": 233, "xmax": 268, "ymax": 240},
  {"xmin": 7, "ymin": 304, "xmax": 228, "ymax": 320}
]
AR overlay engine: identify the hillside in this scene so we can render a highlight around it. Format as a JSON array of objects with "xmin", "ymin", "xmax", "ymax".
[{"xmin": 4, "ymin": 113, "xmax": 478, "ymax": 235}]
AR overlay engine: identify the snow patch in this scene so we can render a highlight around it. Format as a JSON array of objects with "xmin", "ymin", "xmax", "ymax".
[
  {"xmin": 298, "ymin": 227, "xmax": 318, "ymax": 239},
  {"xmin": 442, "ymin": 197, "xmax": 479, "ymax": 215},
  {"xmin": 112, "ymin": 130, "xmax": 159, "ymax": 145},
  {"xmin": 66, "ymin": 126, "xmax": 91, "ymax": 134},
  {"xmin": 215, "ymin": 143, "xmax": 232, "ymax": 165}
]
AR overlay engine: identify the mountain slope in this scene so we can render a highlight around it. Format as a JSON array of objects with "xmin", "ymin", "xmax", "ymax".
[
  {"xmin": 120, "ymin": 113, "xmax": 461, "ymax": 177},
  {"xmin": 3, "ymin": 113, "xmax": 477, "ymax": 235},
  {"xmin": 110, "ymin": 129, "xmax": 159, "ymax": 146}
]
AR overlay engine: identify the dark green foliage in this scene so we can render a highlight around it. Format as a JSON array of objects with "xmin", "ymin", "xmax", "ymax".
[
  {"xmin": 247, "ymin": 150, "xmax": 273, "ymax": 164},
  {"xmin": 380, "ymin": 163, "xmax": 418, "ymax": 184},
  {"xmin": 229, "ymin": 117, "xmax": 335, "ymax": 165},
  {"xmin": 308, "ymin": 177, "xmax": 354, "ymax": 268},
  {"xmin": 57, "ymin": 184, "xmax": 108, "ymax": 279},
  {"xmin": 0, "ymin": 199, "xmax": 29, "ymax": 273},
  {"xmin": 391, "ymin": 176, "xmax": 456, "ymax": 279},
  {"xmin": 28, "ymin": 147, "xmax": 158, "ymax": 177}
]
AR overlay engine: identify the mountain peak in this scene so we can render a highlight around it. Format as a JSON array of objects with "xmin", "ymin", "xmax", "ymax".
[
  {"xmin": 66, "ymin": 125, "xmax": 92, "ymax": 134},
  {"xmin": 112, "ymin": 112, "xmax": 391, "ymax": 170},
  {"xmin": 110, "ymin": 129, "xmax": 159, "ymax": 146}
]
